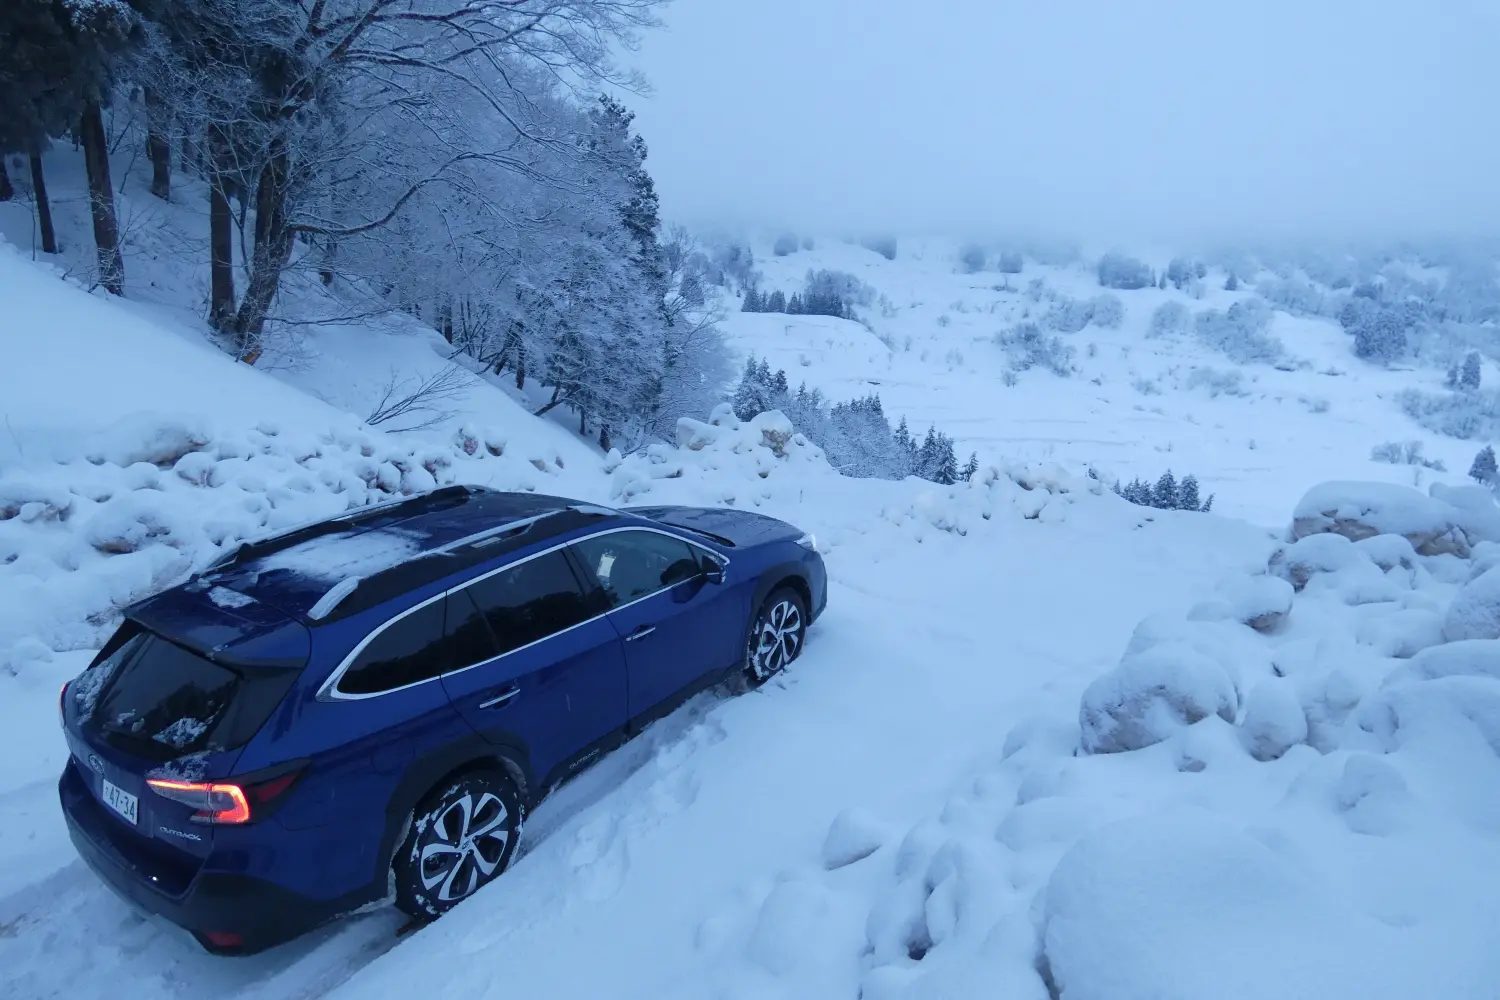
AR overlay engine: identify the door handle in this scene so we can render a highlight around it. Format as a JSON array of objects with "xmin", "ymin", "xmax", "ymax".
[
  {"xmin": 478, "ymin": 686, "xmax": 521, "ymax": 710},
  {"xmin": 625, "ymin": 625, "xmax": 657, "ymax": 642}
]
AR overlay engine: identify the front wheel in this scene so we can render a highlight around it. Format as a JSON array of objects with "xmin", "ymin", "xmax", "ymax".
[
  {"xmin": 744, "ymin": 587, "xmax": 808, "ymax": 685},
  {"xmin": 393, "ymin": 770, "xmax": 522, "ymax": 920}
]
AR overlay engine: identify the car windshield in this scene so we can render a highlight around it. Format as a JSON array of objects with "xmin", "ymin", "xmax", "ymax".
[{"xmin": 89, "ymin": 633, "xmax": 241, "ymax": 760}]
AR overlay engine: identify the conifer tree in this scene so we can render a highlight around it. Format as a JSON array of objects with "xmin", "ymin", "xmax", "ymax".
[{"xmin": 1470, "ymin": 445, "xmax": 1497, "ymax": 485}]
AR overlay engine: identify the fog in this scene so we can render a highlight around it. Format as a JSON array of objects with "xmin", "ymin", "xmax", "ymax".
[{"xmin": 628, "ymin": 0, "xmax": 1500, "ymax": 244}]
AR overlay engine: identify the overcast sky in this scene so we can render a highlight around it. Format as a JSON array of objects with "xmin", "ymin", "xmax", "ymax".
[{"xmin": 627, "ymin": 1, "xmax": 1500, "ymax": 243}]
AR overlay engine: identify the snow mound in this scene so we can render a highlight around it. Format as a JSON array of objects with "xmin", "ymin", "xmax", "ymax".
[
  {"xmin": 1237, "ymin": 679, "xmax": 1308, "ymax": 760},
  {"xmin": 1042, "ymin": 815, "xmax": 1436, "ymax": 1000},
  {"xmin": 1202, "ymin": 574, "xmax": 1294, "ymax": 632},
  {"xmin": 1292, "ymin": 480, "xmax": 1472, "ymax": 557},
  {"xmin": 821, "ymin": 808, "xmax": 892, "ymax": 870}
]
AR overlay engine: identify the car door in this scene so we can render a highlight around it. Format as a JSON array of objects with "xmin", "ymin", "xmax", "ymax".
[
  {"xmin": 438, "ymin": 549, "xmax": 628, "ymax": 781},
  {"xmin": 567, "ymin": 529, "xmax": 744, "ymax": 721}
]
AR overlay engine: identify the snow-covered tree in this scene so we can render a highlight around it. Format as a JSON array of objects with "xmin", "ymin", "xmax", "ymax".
[
  {"xmin": 960, "ymin": 452, "xmax": 980, "ymax": 482},
  {"xmin": 773, "ymin": 233, "xmax": 799, "ymax": 257},
  {"xmin": 960, "ymin": 244, "xmax": 986, "ymax": 273},
  {"xmin": 1470, "ymin": 446, "xmax": 1497, "ymax": 485},
  {"xmin": 1153, "ymin": 470, "xmax": 1178, "ymax": 509},
  {"xmin": 1177, "ymin": 474, "xmax": 1201, "ymax": 511},
  {"xmin": 1461, "ymin": 351, "xmax": 1482, "ymax": 391},
  {"xmin": 1097, "ymin": 252, "xmax": 1152, "ymax": 290}
]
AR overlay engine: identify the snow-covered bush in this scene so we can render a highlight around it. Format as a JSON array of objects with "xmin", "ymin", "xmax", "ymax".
[
  {"xmin": 773, "ymin": 233, "xmax": 799, "ymax": 257},
  {"xmin": 959, "ymin": 244, "xmax": 986, "ymax": 273},
  {"xmin": 1194, "ymin": 299, "xmax": 1283, "ymax": 364},
  {"xmin": 1397, "ymin": 387, "xmax": 1500, "ymax": 441},
  {"xmin": 1257, "ymin": 275, "xmax": 1337, "ymax": 316},
  {"xmin": 1096, "ymin": 252, "xmax": 1152, "ymax": 290},
  {"xmin": 1147, "ymin": 301, "xmax": 1191, "ymax": 338},
  {"xmin": 1078, "ymin": 643, "xmax": 1239, "ymax": 753},
  {"xmin": 995, "ymin": 323, "xmax": 1074, "ymax": 376},
  {"xmin": 996, "ymin": 250, "xmax": 1024, "ymax": 274},
  {"xmin": 1369, "ymin": 440, "xmax": 1444, "ymax": 471},
  {"xmin": 1185, "ymin": 367, "xmax": 1247, "ymax": 398},
  {"xmin": 1042, "ymin": 297, "xmax": 1094, "ymax": 334}
]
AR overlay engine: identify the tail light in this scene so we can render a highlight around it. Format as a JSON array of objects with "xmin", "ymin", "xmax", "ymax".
[{"xmin": 147, "ymin": 768, "xmax": 302, "ymax": 825}]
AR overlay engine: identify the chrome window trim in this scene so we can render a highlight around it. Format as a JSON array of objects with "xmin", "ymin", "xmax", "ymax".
[{"xmin": 317, "ymin": 524, "xmax": 730, "ymax": 702}]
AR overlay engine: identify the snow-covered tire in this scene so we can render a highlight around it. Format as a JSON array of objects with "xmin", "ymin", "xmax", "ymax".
[
  {"xmin": 744, "ymin": 587, "xmax": 808, "ymax": 686},
  {"xmin": 393, "ymin": 769, "xmax": 522, "ymax": 920}
]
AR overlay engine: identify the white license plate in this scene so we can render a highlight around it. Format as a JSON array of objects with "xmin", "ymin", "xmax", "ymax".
[{"xmin": 101, "ymin": 778, "xmax": 138, "ymax": 825}]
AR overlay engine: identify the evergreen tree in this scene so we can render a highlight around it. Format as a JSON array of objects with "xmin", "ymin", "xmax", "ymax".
[
  {"xmin": 787, "ymin": 293, "xmax": 803, "ymax": 314},
  {"xmin": 1224, "ymin": 273, "xmax": 1239, "ymax": 291},
  {"xmin": 767, "ymin": 289, "xmax": 787, "ymax": 313},
  {"xmin": 1177, "ymin": 474, "xmax": 1201, "ymax": 511},
  {"xmin": 1201, "ymin": 494, "xmax": 1214, "ymax": 513},
  {"xmin": 1152, "ymin": 470, "xmax": 1178, "ymax": 509},
  {"xmin": 741, "ymin": 287, "xmax": 761, "ymax": 312},
  {"xmin": 1461, "ymin": 351, "xmax": 1482, "ymax": 390},
  {"xmin": 1470, "ymin": 445, "xmax": 1497, "ymax": 485},
  {"xmin": 1446, "ymin": 363, "xmax": 1461, "ymax": 389},
  {"xmin": 960, "ymin": 452, "xmax": 980, "ymax": 482},
  {"xmin": 770, "ymin": 368, "xmax": 789, "ymax": 397},
  {"xmin": 731, "ymin": 356, "xmax": 762, "ymax": 420}
]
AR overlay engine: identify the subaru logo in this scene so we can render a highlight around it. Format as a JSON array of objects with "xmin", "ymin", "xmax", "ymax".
[{"xmin": 86, "ymin": 754, "xmax": 104, "ymax": 775}]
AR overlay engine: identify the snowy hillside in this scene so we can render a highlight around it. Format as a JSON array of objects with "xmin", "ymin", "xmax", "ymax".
[
  {"xmin": 6, "ymin": 197, "xmax": 1500, "ymax": 997},
  {"xmin": 718, "ymin": 235, "xmax": 1496, "ymax": 526}
]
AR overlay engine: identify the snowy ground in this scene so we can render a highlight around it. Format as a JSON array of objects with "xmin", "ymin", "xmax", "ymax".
[{"xmin": 5, "ymin": 184, "xmax": 1500, "ymax": 998}]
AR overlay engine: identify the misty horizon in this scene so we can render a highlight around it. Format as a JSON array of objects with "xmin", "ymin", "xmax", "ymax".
[{"xmin": 628, "ymin": 0, "xmax": 1500, "ymax": 244}]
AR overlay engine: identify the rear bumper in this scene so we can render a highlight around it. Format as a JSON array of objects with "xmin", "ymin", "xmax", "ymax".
[{"xmin": 60, "ymin": 767, "xmax": 347, "ymax": 954}]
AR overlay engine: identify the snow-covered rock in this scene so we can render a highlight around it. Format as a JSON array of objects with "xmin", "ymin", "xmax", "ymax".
[
  {"xmin": 1393, "ymin": 639, "xmax": 1500, "ymax": 684},
  {"xmin": 1443, "ymin": 565, "xmax": 1500, "ymax": 641},
  {"xmin": 1079, "ymin": 643, "xmax": 1239, "ymax": 754},
  {"xmin": 1237, "ymin": 679, "xmax": 1308, "ymax": 760},
  {"xmin": 1292, "ymin": 480, "xmax": 1471, "ymax": 557},
  {"xmin": 1269, "ymin": 532, "xmax": 1370, "ymax": 591},
  {"xmin": 1211, "ymin": 574, "xmax": 1294, "ymax": 632}
]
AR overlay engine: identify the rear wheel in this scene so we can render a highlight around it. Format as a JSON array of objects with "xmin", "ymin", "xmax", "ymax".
[
  {"xmin": 744, "ymin": 587, "xmax": 807, "ymax": 685},
  {"xmin": 393, "ymin": 769, "xmax": 522, "ymax": 920}
]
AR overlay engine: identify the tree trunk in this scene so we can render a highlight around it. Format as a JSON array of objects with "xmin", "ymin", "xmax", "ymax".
[
  {"xmin": 206, "ymin": 125, "xmax": 235, "ymax": 330},
  {"xmin": 231, "ymin": 143, "xmax": 295, "ymax": 363},
  {"xmin": 145, "ymin": 88, "xmax": 170, "ymax": 201},
  {"xmin": 29, "ymin": 153, "xmax": 57, "ymax": 255},
  {"xmin": 438, "ymin": 301, "xmax": 454, "ymax": 343},
  {"xmin": 0, "ymin": 158, "xmax": 12, "ymax": 202},
  {"xmin": 79, "ymin": 101, "xmax": 124, "ymax": 295}
]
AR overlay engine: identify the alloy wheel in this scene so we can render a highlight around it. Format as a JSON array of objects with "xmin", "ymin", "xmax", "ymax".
[
  {"xmin": 750, "ymin": 598, "xmax": 803, "ymax": 680},
  {"xmin": 417, "ymin": 790, "xmax": 511, "ymax": 904}
]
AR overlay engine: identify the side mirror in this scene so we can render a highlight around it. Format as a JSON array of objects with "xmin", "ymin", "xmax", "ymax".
[{"xmin": 703, "ymin": 563, "xmax": 726, "ymax": 585}]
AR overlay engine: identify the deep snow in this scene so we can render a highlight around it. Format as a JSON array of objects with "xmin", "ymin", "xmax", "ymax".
[{"xmin": 5, "ymin": 201, "xmax": 1500, "ymax": 999}]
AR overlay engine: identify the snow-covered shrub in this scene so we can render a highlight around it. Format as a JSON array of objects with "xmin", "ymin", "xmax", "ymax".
[
  {"xmin": 996, "ymin": 250, "xmax": 1024, "ymax": 274},
  {"xmin": 1185, "ymin": 367, "xmax": 1247, "ymax": 398},
  {"xmin": 772, "ymin": 233, "xmax": 799, "ymax": 257},
  {"xmin": 1292, "ymin": 481, "xmax": 1472, "ymax": 557},
  {"xmin": 1096, "ymin": 253, "xmax": 1152, "ymax": 290},
  {"xmin": 1089, "ymin": 294, "xmax": 1124, "ymax": 329},
  {"xmin": 1369, "ymin": 440, "xmax": 1444, "ymax": 470},
  {"xmin": 959, "ymin": 244, "xmax": 986, "ymax": 273},
  {"xmin": 1257, "ymin": 275, "xmax": 1337, "ymax": 316},
  {"xmin": 1043, "ymin": 297, "xmax": 1094, "ymax": 334},
  {"xmin": 1079, "ymin": 643, "xmax": 1239, "ymax": 754},
  {"xmin": 1194, "ymin": 299, "xmax": 1283, "ymax": 364},
  {"xmin": 1148, "ymin": 301, "xmax": 1190, "ymax": 338},
  {"xmin": 995, "ymin": 323, "xmax": 1074, "ymax": 376},
  {"xmin": 1397, "ymin": 387, "xmax": 1500, "ymax": 441}
]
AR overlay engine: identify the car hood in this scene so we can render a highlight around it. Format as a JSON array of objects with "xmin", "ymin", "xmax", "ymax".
[{"xmin": 625, "ymin": 505, "xmax": 803, "ymax": 547}]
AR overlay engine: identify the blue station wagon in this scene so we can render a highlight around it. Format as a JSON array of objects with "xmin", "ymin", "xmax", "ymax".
[{"xmin": 58, "ymin": 486, "xmax": 826, "ymax": 953}]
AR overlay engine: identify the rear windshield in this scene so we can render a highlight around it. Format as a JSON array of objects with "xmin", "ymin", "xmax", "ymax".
[{"xmin": 87, "ymin": 634, "xmax": 257, "ymax": 760}]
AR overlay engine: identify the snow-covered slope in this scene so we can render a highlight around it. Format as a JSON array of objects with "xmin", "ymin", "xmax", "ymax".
[
  {"xmin": 6, "ymin": 214, "xmax": 1500, "ymax": 999},
  {"xmin": 721, "ymin": 237, "xmax": 1482, "ymax": 526}
]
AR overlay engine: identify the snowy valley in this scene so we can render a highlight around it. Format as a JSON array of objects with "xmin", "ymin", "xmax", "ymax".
[{"xmin": 4, "ymin": 2, "xmax": 1500, "ymax": 998}]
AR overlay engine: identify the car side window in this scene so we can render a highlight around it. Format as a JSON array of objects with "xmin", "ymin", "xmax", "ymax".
[
  {"xmin": 570, "ymin": 531, "xmax": 705, "ymax": 607},
  {"xmin": 339, "ymin": 600, "xmax": 446, "ymax": 695},
  {"xmin": 460, "ymin": 550, "xmax": 595, "ymax": 656}
]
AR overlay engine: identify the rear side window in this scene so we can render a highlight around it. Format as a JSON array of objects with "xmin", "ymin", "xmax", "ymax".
[
  {"xmin": 90, "ymin": 634, "xmax": 244, "ymax": 759},
  {"xmin": 570, "ymin": 531, "xmax": 705, "ymax": 606},
  {"xmin": 338, "ymin": 599, "xmax": 446, "ymax": 695},
  {"xmin": 461, "ymin": 550, "xmax": 595, "ymax": 656}
]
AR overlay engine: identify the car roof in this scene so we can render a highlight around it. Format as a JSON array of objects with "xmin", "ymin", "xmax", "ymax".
[{"xmin": 175, "ymin": 486, "xmax": 618, "ymax": 624}]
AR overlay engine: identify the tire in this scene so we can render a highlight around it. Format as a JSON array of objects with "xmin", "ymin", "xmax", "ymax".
[
  {"xmin": 744, "ymin": 586, "xmax": 808, "ymax": 685},
  {"xmin": 393, "ymin": 769, "xmax": 522, "ymax": 920}
]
